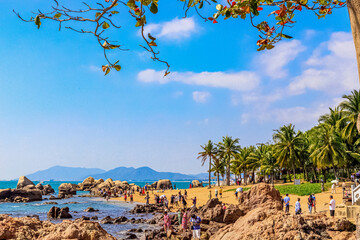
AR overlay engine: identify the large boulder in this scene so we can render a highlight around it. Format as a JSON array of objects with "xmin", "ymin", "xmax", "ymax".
[
  {"xmin": 192, "ymin": 180, "xmax": 203, "ymax": 188},
  {"xmin": 16, "ymin": 176, "xmax": 35, "ymax": 190},
  {"xmin": 35, "ymin": 184, "xmax": 55, "ymax": 195},
  {"xmin": 0, "ymin": 214, "xmax": 116, "ymax": 239},
  {"xmin": 47, "ymin": 206, "xmax": 72, "ymax": 219},
  {"xmin": 156, "ymin": 179, "xmax": 173, "ymax": 190},
  {"xmin": 58, "ymin": 183, "xmax": 77, "ymax": 198},
  {"xmin": 0, "ymin": 188, "xmax": 42, "ymax": 202}
]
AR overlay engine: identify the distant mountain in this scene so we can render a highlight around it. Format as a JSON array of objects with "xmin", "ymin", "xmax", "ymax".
[
  {"xmin": 26, "ymin": 166, "xmax": 106, "ymax": 181},
  {"xmin": 24, "ymin": 165, "xmax": 208, "ymax": 182},
  {"xmin": 92, "ymin": 166, "xmax": 202, "ymax": 181}
]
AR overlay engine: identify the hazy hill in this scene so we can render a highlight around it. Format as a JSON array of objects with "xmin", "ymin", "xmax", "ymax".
[
  {"xmin": 26, "ymin": 166, "xmax": 106, "ymax": 181},
  {"xmin": 25, "ymin": 166, "xmax": 208, "ymax": 181}
]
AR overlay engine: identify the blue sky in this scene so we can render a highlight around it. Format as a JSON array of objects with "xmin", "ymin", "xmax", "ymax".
[{"xmin": 0, "ymin": 1, "xmax": 356, "ymax": 179}]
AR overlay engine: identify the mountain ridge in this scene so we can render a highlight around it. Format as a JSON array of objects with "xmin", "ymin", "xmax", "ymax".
[{"xmin": 24, "ymin": 165, "xmax": 208, "ymax": 181}]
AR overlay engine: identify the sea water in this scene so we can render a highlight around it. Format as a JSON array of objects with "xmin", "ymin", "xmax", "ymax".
[{"xmin": 0, "ymin": 180, "xmax": 194, "ymax": 238}]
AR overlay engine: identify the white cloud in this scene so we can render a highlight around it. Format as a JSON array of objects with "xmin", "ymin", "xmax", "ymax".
[
  {"xmin": 257, "ymin": 40, "xmax": 306, "ymax": 79},
  {"xmin": 288, "ymin": 32, "xmax": 358, "ymax": 95},
  {"xmin": 192, "ymin": 91, "xmax": 211, "ymax": 103},
  {"xmin": 142, "ymin": 17, "xmax": 197, "ymax": 40},
  {"xmin": 137, "ymin": 69, "xmax": 260, "ymax": 91},
  {"xmin": 173, "ymin": 91, "xmax": 184, "ymax": 98}
]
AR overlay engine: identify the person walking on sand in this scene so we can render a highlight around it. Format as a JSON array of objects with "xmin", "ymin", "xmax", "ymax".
[
  {"xmin": 163, "ymin": 211, "xmax": 171, "ymax": 235},
  {"xmin": 215, "ymin": 188, "xmax": 218, "ymax": 198},
  {"xmin": 184, "ymin": 189, "xmax": 188, "ymax": 200},
  {"xmin": 209, "ymin": 190, "xmax": 212, "ymax": 200},
  {"xmin": 312, "ymin": 193, "xmax": 316, "ymax": 213},
  {"xmin": 145, "ymin": 192, "xmax": 150, "ymax": 205},
  {"xmin": 284, "ymin": 194, "xmax": 290, "ymax": 213},
  {"xmin": 190, "ymin": 214, "xmax": 202, "ymax": 239},
  {"xmin": 130, "ymin": 194, "xmax": 133, "ymax": 203},
  {"xmin": 182, "ymin": 196, "xmax": 187, "ymax": 208},
  {"xmin": 295, "ymin": 198, "xmax": 301, "ymax": 215},
  {"xmin": 191, "ymin": 197, "xmax": 197, "ymax": 208},
  {"xmin": 219, "ymin": 187, "xmax": 223, "ymax": 198},
  {"xmin": 235, "ymin": 191, "xmax": 238, "ymax": 199},
  {"xmin": 331, "ymin": 183, "xmax": 336, "ymax": 194},
  {"xmin": 329, "ymin": 195, "xmax": 336, "ymax": 218},
  {"xmin": 307, "ymin": 194, "xmax": 313, "ymax": 214}
]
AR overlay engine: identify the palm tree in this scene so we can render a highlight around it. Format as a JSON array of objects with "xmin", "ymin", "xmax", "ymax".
[
  {"xmin": 273, "ymin": 124, "xmax": 304, "ymax": 183},
  {"xmin": 197, "ymin": 140, "xmax": 217, "ymax": 188},
  {"xmin": 232, "ymin": 146, "xmax": 254, "ymax": 185},
  {"xmin": 217, "ymin": 136, "xmax": 240, "ymax": 185},
  {"xmin": 339, "ymin": 89, "xmax": 360, "ymax": 142},
  {"xmin": 310, "ymin": 124, "xmax": 345, "ymax": 178},
  {"xmin": 259, "ymin": 145, "xmax": 279, "ymax": 185},
  {"xmin": 211, "ymin": 157, "xmax": 225, "ymax": 186}
]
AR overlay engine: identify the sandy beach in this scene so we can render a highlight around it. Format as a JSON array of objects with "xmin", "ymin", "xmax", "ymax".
[{"xmin": 113, "ymin": 183, "xmax": 347, "ymax": 219}]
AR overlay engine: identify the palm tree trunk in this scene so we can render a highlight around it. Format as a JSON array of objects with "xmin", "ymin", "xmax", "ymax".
[
  {"xmin": 312, "ymin": 166, "xmax": 318, "ymax": 182},
  {"xmin": 217, "ymin": 172, "xmax": 220, "ymax": 186},
  {"xmin": 347, "ymin": 0, "xmax": 360, "ymax": 83},
  {"xmin": 244, "ymin": 170, "xmax": 247, "ymax": 186},
  {"xmin": 226, "ymin": 161, "xmax": 231, "ymax": 185},
  {"xmin": 208, "ymin": 156, "xmax": 211, "ymax": 188},
  {"xmin": 287, "ymin": 170, "xmax": 292, "ymax": 182},
  {"xmin": 331, "ymin": 161, "xmax": 338, "ymax": 178}
]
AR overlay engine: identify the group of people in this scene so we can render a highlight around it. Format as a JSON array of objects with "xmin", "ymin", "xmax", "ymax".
[
  {"xmin": 163, "ymin": 209, "xmax": 202, "ymax": 239},
  {"xmin": 282, "ymin": 193, "xmax": 336, "ymax": 218},
  {"xmin": 208, "ymin": 188, "xmax": 223, "ymax": 200}
]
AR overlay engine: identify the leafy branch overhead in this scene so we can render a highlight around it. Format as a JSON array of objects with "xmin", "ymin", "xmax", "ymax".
[{"xmin": 14, "ymin": 0, "xmax": 346, "ymax": 75}]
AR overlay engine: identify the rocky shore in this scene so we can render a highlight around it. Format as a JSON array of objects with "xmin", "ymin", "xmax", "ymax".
[{"xmin": 0, "ymin": 178, "xmax": 357, "ymax": 239}]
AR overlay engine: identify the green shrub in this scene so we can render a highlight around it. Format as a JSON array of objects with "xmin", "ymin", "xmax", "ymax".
[{"xmin": 275, "ymin": 182, "xmax": 332, "ymax": 196}]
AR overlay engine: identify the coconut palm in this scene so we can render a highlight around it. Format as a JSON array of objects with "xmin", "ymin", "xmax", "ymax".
[
  {"xmin": 259, "ymin": 145, "xmax": 279, "ymax": 185},
  {"xmin": 273, "ymin": 124, "xmax": 304, "ymax": 183},
  {"xmin": 217, "ymin": 136, "xmax": 240, "ymax": 185},
  {"xmin": 310, "ymin": 124, "xmax": 346, "ymax": 178},
  {"xmin": 339, "ymin": 89, "xmax": 360, "ymax": 143},
  {"xmin": 211, "ymin": 157, "xmax": 225, "ymax": 186},
  {"xmin": 197, "ymin": 140, "xmax": 217, "ymax": 188},
  {"xmin": 232, "ymin": 146, "xmax": 254, "ymax": 185}
]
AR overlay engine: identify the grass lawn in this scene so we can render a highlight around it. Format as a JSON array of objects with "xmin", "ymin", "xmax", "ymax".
[
  {"xmin": 224, "ymin": 187, "xmax": 250, "ymax": 192},
  {"xmin": 274, "ymin": 182, "xmax": 332, "ymax": 196}
]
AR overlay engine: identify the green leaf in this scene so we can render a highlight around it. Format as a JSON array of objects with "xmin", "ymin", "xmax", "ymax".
[
  {"xmin": 102, "ymin": 22, "xmax": 110, "ymax": 29},
  {"xmin": 266, "ymin": 44, "xmax": 275, "ymax": 50},
  {"xmin": 150, "ymin": 2, "xmax": 158, "ymax": 14},
  {"xmin": 35, "ymin": 15, "xmax": 41, "ymax": 29},
  {"xmin": 127, "ymin": 0, "xmax": 136, "ymax": 9},
  {"xmin": 281, "ymin": 34, "xmax": 293, "ymax": 39},
  {"xmin": 148, "ymin": 33, "xmax": 156, "ymax": 41},
  {"xmin": 54, "ymin": 13, "xmax": 62, "ymax": 18},
  {"xmin": 114, "ymin": 65, "xmax": 121, "ymax": 71}
]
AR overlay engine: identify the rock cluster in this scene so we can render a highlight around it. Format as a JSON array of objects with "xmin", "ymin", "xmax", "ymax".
[
  {"xmin": 0, "ymin": 214, "xmax": 116, "ymax": 240},
  {"xmin": 130, "ymin": 204, "xmax": 164, "ymax": 214},
  {"xmin": 192, "ymin": 180, "xmax": 203, "ymax": 188},
  {"xmin": 47, "ymin": 206, "xmax": 72, "ymax": 219},
  {"xmin": 58, "ymin": 183, "xmax": 77, "ymax": 198},
  {"xmin": 35, "ymin": 183, "xmax": 55, "ymax": 195},
  {"xmin": 77, "ymin": 177, "xmax": 139, "ymax": 195}
]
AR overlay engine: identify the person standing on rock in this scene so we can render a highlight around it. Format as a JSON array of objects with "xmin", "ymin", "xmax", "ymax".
[
  {"xmin": 284, "ymin": 194, "xmax": 290, "ymax": 213},
  {"xmin": 182, "ymin": 209, "xmax": 189, "ymax": 232},
  {"xmin": 178, "ymin": 209, "xmax": 183, "ymax": 228},
  {"xmin": 163, "ymin": 210, "xmax": 171, "ymax": 235},
  {"xmin": 295, "ymin": 198, "xmax": 301, "ymax": 215},
  {"xmin": 329, "ymin": 195, "xmax": 336, "ymax": 218},
  {"xmin": 130, "ymin": 193, "xmax": 133, "ymax": 203},
  {"xmin": 190, "ymin": 214, "xmax": 202, "ymax": 239},
  {"xmin": 219, "ymin": 187, "xmax": 223, "ymax": 198},
  {"xmin": 182, "ymin": 196, "xmax": 187, "ymax": 208}
]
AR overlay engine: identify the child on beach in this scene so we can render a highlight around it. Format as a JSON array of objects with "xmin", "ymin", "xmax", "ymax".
[
  {"xmin": 295, "ymin": 198, "xmax": 301, "ymax": 215},
  {"xmin": 163, "ymin": 211, "xmax": 171, "ymax": 235}
]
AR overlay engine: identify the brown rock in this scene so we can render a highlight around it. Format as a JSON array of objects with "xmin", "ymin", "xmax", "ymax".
[
  {"xmin": 0, "ymin": 214, "xmax": 116, "ymax": 240},
  {"xmin": 16, "ymin": 176, "xmax": 35, "ymax": 190}
]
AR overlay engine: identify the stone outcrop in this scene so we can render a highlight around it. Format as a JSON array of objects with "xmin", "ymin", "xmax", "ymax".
[
  {"xmin": 153, "ymin": 179, "xmax": 173, "ymax": 190},
  {"xmin": 47, "ymin": 206, "xmax": 72, "ymax": 219},
  {"xmin": 192, "ymin": 180, "xmax": 203, "ymax": 188},
  {"xmin": 16, "ymin": 176, "xmax": 35, "ymax": 190},
  {"xmin": 0, "ymin": 214, "xmax": 116, "ymax": 240},
  {"xmin": 58, "ymin": 183, "xmax": 77, "ymax": 198},
  {"xmin": 36, "ymin": 183, "xmax": 55, "ymax": 195},
  {"xmin": 0, "ymin": 188, "xmax": 42, "ymax": 202}
]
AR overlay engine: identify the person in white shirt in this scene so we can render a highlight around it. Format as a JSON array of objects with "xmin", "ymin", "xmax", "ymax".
[
  {"xmin": 331, "ymin": 183, "xmax": 336, "ymax": 194},
  {"xmin": 329, "ymin": 195, "xmax": 335, "ymax": 218},
  {"xmin": 295, "ymin": 198, "xmax": 301, "ymax": 215}
]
